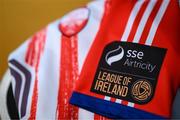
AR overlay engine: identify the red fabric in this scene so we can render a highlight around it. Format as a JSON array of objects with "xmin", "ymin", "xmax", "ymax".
[
  {"xmin": 74, "ymin": 0, "xmax": 180, "ymax": 118},
  {"xmin": 56, "ymin": 35, "xmax": 79, "ymax": 119},
  {"xmin": 26, "ymin": 29, "xmax": 47, "ymax": 119},
  {"xmin": 94, "ymin": 114, "xmax": 110, "ymax": 120},
  {"xmin": 127, "ymin": 0, "xmax": 149, "ymax": 43},
  {"xmin": 138, "ymin": 0, "xmax": 163, "ymax": 44}
]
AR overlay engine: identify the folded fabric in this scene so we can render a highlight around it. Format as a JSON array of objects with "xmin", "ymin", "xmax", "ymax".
[{"xmin": 70, "ymin": 0, "xmax": 180, "ymax": 119}]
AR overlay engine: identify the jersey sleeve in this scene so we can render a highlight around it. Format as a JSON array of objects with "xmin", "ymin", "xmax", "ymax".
[
  {"xmin": 0, "ymin": 28, "xmax": 47, "ymax": 119},
  {"xmin": 69, "ymin": 0, "xmax": 180, "ymax": 119}
]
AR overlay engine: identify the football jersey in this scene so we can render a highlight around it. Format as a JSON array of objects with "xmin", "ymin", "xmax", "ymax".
[
  {"xmin": 0, "ymin": 0, "xmax": 179, "ymax": 119},
  {"xmin": 0, "ymin": 0, "xmax": 110, "ymax": 119},
  {"xmin": 69, "ymin": 0, "xmax": 180, "ymax": 119}
]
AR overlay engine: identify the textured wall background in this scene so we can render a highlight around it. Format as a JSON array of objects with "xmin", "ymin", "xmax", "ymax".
[{"xmin": 0, "ymin": 0, "xmax": 89, "ymax": 79}]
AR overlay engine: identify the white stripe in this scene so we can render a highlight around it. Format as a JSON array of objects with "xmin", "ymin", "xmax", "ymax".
[
  {"xmin": 9, "ymin": 63, "xmax": 26, "ymax": 117},
  {"xmin": 115, "ymin": 99, "xmax": 122, "ymax": 104},
  {"xmin": 104, "ymin": 96, "xmax": 111, "ymax": 101},
  {"xmin": 78, "ymin": 0, "xmax": 105, "ymax": 71},
  {"xmin": 11, "ymin": 76, "xmax": 16, "ymax": 95},
  {"xmin": 133, "ymin": 0, "xmax": 157, "ymax": 43},
  {"xmin": 121, "ymin": 0, "xmax": 144, "ymax": 42},
  {"xmin": 36, "ymin": 21, "xmax": 61, "ymax": 119},
  {"xmin": 78, "ymin": 109, "xmax": 94, "ymax": 120},
  {"xmin": 78, "ymin": 0, "xmax": 105, "ymax": 119},
  {"xmin": 127, "ymin": 0, "xmax": 157, "ymax": 107},
  {"xmin": 127, "ymin": 102, "xmax": 135, "ymax": 107},
  {"xmin": 129, "ymin": 0, "xmax": 169, "ymax": 107},
  {"xmin": 116, "ymin": 0, "xmax": 144, "ymax": 107},
  {"xmin": 145, "ymin": 0, "xmax": 170, "ymax": 45}
]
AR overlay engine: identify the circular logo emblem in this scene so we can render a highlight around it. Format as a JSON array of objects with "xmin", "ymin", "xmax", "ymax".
[{"xmin": 131, "ymin": 80, "xmax": 152, "ymax": 102}]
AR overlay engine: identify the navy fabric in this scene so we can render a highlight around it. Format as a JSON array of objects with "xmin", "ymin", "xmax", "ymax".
[{"xmin": 70, "ymin": 92, "xmax": 167, "ymax": 119}]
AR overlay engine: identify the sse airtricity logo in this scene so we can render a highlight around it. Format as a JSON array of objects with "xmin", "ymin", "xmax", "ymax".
[
  {"xmin": 105, "ymin": 46, "xmax": 124, "ymax": 66},
  {"xmin": 91, "ymin": 41, "xmax": 167, "ymax": 104}
]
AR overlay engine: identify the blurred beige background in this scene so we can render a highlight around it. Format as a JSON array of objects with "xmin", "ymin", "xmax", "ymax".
[{"xmin": 0, "ymin": 0, "xmax": 89, "ymax": 79}]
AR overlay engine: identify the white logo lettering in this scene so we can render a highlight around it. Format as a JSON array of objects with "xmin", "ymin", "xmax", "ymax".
[
  {"xmin": 105, "ymin": 46, "xmax": 124, "ymax": 66},
  {"xmin": 126, "ymin": 50, "xmax": 144, "ymax": 59}
]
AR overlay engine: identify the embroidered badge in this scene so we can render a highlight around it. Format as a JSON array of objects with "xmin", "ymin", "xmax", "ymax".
[{"xmin": 91, "ymin": 41, "xmax": 167, "ymax": 104}]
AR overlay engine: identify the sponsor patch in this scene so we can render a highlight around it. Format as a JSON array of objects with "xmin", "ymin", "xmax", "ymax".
[{"xmin": 91, "ymin": 41, "xmax": 167, "ymax": 104}]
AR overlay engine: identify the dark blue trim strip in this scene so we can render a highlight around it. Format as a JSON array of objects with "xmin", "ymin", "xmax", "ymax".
[
  {"xmin": 9, "ymin": 67, "xmax": 22, "ymax": 110},
  {"xmin": 9, "ymin": 59, "xmax": 32, "ymax": 118},
  {"xmin": 70, "ymin": 92, "xmax": 167, "ymax": 119}
]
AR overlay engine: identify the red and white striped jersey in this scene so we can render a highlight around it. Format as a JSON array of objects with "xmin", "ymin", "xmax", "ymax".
[
  {"xmin": 0, "ymin": 0, "xmax": 109, "ymax": 119},
  {"xmin": 70, "ymin": 0, "xmax": 180, "ymax": 119},
  {"xmin": 0, "ymin": 0, "xmax": 179, "ymax": 119}
]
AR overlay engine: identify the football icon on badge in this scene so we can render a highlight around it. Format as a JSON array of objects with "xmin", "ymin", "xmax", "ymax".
[{"xmin": 131, "ymin": 80, "xmax": 152, "ymax": 102}]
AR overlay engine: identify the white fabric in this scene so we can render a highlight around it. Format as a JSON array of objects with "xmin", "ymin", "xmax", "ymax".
[
  {"xmin": 0, "ymin": 0, "xmax": 105, "ymax": 119},
  {"xmin": 78, "ymin": 0, "xmax": 105, "ymax": 119},
  {"xmin": 0, "ymin": 70, "xmax": 11, "ymax": 119},
  {"xmin": 36, "ymin": 20, "xmax": 61, "ymax": 119}
]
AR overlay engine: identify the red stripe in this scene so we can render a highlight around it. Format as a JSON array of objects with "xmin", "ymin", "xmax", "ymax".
[
  {"xmin": 93, "ymin": 1, "xmax": 115, "ymax": 119},
  {"xmin": 30, "ymin": 42, "xmax": 36, "ymax": 66},
  {"xmin": 25, "ymin": 36, "xmax": 37, "ymax": 65},
  {"xmin": 133, "ymin": 0, "xmax": 163, "ymax": 109},
  {"xmin": 29, "ymin": 40, "xmax": 41, "ymax": 120},
  {"xmin": 116, "ymin": 0, "xmax": 162, "ymax": 107},
  {"xmin": 56, "ymin": 35, "xmax": 79, "ymax": 119},
  {"xmin": 93, "ymin": 0, "xmax": 112, "ymax": 100},
  {"xmin": 127, "ymin": 1, "xmax": 149, "ymax": 42},
  {"xmin": 27, "ymin": 29, "xmax": 47, "ymax": 119},
  {"xmin": 28, "ymin": 77, "xmax": 38, "ymax": 119},
  {"xmin": 139, "ymin": 0, "xmax": 163, "ymax": 44},
  {"xmin": 25, "ymin": 41, "xmax": 32, "ymax": 64},
  {"xmin": 110, "ymin": 97, "xmax": 116, "ymax": 102},
  {"xmin": 121, "ymin": 100, "xmax": 129, "ymax": 106},
  {"xmin": 94, "ymin": 114, "xmax": 110, "ymax": 120},
  {"xmin": 118, "ymin": 1, "xmax": 149, "ymax": 106}
]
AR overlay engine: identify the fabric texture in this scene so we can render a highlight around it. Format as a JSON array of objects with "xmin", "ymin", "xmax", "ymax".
[
  {"xmin": 70, "ymin": 0, "xmax": 180, "ymax": 119},
  {"xmin": 0, "ymin": 0, "xmax": 180, "ymax": 119},
  {"xmin": 0, "ymin": 0, "xmax": 108, "ymax": 119}
]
